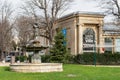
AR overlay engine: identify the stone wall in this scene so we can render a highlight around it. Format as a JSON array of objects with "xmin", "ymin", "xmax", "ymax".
[{"xmin": 57, "ymin": 12, "xmax": 105, "ymax": 55}]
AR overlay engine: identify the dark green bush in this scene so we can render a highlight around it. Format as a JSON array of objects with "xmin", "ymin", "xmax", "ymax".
[
  {"xmin": 73, "ymin": 52, "xmax": 120, "ymax": 65},
  {"xmin": 63, "ymin": 53, "xmax": 74, "ymax": 64},
  {"xmin": 15, "ymin": 56, "xmax": 27, "ymax": 62},
  {"xmin": 49, "ymin": 30, "xmax": 72, "ymax": 63},
  {"xmin": 73, "ymin": 53, "xmax": 94, "ymax": 64},
  {"xmin": 41, "ymin": 55, "xmax": 51, "ymax": 63},
  {"xmin": 50, "ymin": 55, "xmax": 64, "ymax": 63},
  {"xmin": 41, "ymin": 53, "xmax": 73, "ymax": 63},
  {"xmin": 28, "ymin": 55, "xmax": 32, "ymax": 63}
]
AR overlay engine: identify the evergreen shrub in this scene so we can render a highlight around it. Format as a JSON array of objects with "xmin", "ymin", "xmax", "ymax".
[
  {"xmin": 42, "ymin": 29, "xmax": 72, "ymax": 63},
  {"xmin": 15, "ymin": 56, "xmax": 27, "ymax": 62},
  {"xmin": 73, "ymin": 52, "xmax": 120, "ymax": 65}
]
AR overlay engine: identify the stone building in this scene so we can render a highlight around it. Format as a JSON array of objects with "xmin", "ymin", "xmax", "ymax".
[{"xmin": 57, "ymin": 12, "xmax": 120, "ymax": 55}]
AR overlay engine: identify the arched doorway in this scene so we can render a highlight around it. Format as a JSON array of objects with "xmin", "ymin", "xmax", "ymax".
[{"xmin": 83, "ymin": 28, "xmax": 95, "ymax": 52}]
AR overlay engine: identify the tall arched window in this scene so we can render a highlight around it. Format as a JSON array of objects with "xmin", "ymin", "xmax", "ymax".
[{"xmin": 83, "ymin": 28, "xmax": 95, "ymax": 52}]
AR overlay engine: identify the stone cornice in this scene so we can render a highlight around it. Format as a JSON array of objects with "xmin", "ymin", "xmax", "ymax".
[{"xmin": 57, "ymin": 11, "xmax": 105, "ymax": 22}]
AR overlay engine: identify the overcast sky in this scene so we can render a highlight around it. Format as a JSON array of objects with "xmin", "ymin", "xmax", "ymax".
[
  {"xmin": 8, "ymin": 0, "xmax": 101, "ymax": 14},
  {"xmin": 68, "ymin": 0, "xmax": 101, "ymax": 13},
  {"xmin": 7, "ymin": 0, "xmax": 113, "ymax": 22}
]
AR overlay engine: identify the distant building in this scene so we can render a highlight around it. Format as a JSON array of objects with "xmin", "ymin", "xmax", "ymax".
[
  {"xmin": 103, "ymin": 23, "xmax": 120, "ymax": 53},
  {"xmin": 56, "ymin": 12, "xmax": 120, "ymax": 55}
]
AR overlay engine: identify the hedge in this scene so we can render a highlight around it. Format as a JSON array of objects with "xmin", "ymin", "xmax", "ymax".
[
  {"xmin": 15, "ymin": 56, "xmax": 27, "ymax": 62},
  {"xmin": 73, "ymin": 52, "xmax": 120, "ymax": 65}
]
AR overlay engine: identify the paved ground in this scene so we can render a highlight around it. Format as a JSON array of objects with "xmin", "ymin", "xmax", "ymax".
[
  {"xmin": 84, "ymin": 65, "xmax": 120, "ymax": 67},
  {"xmin": 0, "ymin": 62, "xmax": 120, "ymax": 67},
  {"xmin": 0, "ymin": 62, "xmax": 10, "ymax": 66}
]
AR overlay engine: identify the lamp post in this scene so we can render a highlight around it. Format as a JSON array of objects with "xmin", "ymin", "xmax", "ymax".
[{"xmin": 94, "ymin": 40, "xmax": 96, "ymax": 67}]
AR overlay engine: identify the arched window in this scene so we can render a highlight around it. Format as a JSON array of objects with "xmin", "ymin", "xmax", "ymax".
[{"xmin": 83, "ymin": 28, "xmax": 95, "ymax": 52}]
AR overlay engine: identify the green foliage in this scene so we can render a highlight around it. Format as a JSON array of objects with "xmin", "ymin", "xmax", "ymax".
[
  {"xmin": 28, "ymin": 55, "xmax": 32, "ymax": 63},
  {"xmin": 73, "ymin": 53, "xmax": 94, "ymax": 64},
  {"xmin": 49, "ymin": 30, "xmax": 68, "ymax": 63},
  {"xmin": 15, "ymin": 56, "xmax": 27, "ymax": 62},
  {"xmin": 41, "ymin": 53, "xmax": 73, "ymax": 63},
  {"xmin": 41, "ymin": 55, "xmax": 51, "ymax": 63},
  {"xmin": 63, "ymin": 51, "xmax": 74, "ymax": 64},
  {"xmin": 73, "ymin": 52, "xmax": 120, "ymax": 65},
  {"xmin": 1, "ymin": 64, "xmax": 120, "ymax": 80}
]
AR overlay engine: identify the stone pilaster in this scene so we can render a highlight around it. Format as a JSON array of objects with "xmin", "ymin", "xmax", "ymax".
[
  {"xmin": 99, "ymin": 24, "xmax": 104, "ymax": 53},
  {"xmin": 79, "ymin": 24, "xmax": 84, "ymax": 54},
  {"xmin": 70, "ymin": 19, "xmax": 77, "ymax": 55},
  {"xmin": 112, "ymin": 37, "xmax": 115, "ymax": 54}
]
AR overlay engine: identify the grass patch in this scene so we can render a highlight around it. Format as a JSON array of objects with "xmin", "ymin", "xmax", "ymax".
[{"xmin": 0, "ymin": 64, "xmax": 120, "ymax": 80}]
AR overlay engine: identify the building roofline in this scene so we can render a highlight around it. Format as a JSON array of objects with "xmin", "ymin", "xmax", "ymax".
[
  {"xmin": 77, "ymin": 11, "xmax": 105, "ymax": 16},
  {"xmin": 58, "ymin": 11, "xmax": 105, "ymax": 22}
]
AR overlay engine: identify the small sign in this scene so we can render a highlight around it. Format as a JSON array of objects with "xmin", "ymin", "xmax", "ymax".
[
  {"xmin": 62, "ymin": 28, "xmax": 67, "ymax": 38},
  {"xmin": 62, "ymin": 28, "xmax": 67, "ymax": 46}
]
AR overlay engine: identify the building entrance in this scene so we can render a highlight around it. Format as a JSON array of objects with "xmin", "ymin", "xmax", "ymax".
[{"xmin": 83, "ymin": 28, "xmax": 95, "ymax": 52}]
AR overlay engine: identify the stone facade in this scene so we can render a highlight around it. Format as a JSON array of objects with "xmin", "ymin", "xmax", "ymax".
[
  {"xmin": 57, "ymin": 12, "xmax": 105, "ymax": 55},
  {"xmin": 10, "ymin": 63, "xmax": 63, "ymax": 73}
]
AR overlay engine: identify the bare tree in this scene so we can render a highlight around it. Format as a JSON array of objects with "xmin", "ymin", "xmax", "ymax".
[
  {"xmin": 0, "ymin": 0, "xmax": 15, "ymax": 60},
  {"xmin": 22, "ymin": 0, "xmax": 73, "ymax": 45},
  {"xmin": 98, "ymin": 0, "xmax": 120, "ymax": 23},
  {"xmin": 15, "ymin": 16, "xmax": 35, "ymax": 47}
]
